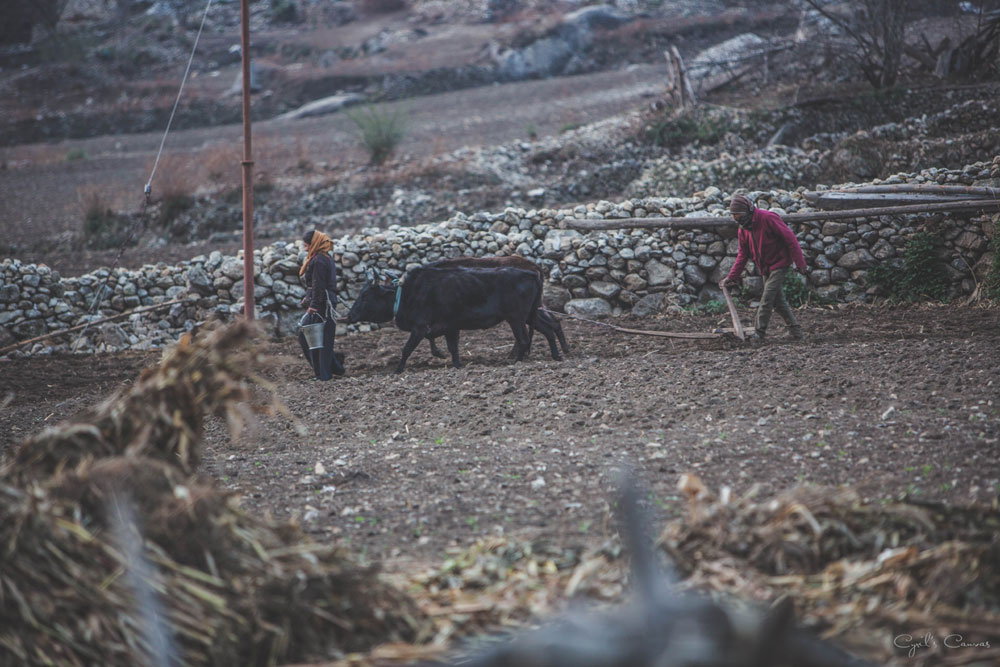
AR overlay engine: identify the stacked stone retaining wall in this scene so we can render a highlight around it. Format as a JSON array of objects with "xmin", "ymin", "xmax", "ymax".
[{"xmin": 1, "ymin": 164, "xmax": 995, "ymax": 356}]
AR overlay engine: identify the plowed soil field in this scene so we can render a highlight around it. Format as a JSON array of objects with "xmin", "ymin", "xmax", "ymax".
[{"xmin": 2, "ymin": 303, "xmax": 998, "ymax": 569}]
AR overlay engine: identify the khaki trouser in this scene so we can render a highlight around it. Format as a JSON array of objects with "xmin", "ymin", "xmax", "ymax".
[{"xmin": 756, "ymin": 267, "xmax": 799, "ymax": 336}]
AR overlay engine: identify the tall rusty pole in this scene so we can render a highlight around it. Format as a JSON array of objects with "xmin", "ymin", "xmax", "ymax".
[{"xmin": 239, "ymin": 0, "xmax": 255, "ymax": 320}]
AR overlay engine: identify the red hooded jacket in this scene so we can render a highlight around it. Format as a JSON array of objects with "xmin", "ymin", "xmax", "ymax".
[{"xmin": 725, "ymin": 208, "xmax": 807, "ymax": 282}]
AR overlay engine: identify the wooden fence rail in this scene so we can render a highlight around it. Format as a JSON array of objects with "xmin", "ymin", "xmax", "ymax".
[{"xmin": 563, "ymin": 199, "xmax": 1000, "ymax": 232}]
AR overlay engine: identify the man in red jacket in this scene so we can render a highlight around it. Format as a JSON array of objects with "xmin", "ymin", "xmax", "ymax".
[{"xmin": 719, "ymin": 194, "xmax": 806, "ymax": 345}]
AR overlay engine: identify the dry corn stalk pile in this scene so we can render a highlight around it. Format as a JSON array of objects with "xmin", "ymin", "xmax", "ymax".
[
  {"xmin": 661, "ymin": 475, "xmax": 1000, "ymax": 665},
  {"xmin": 356, "ymin": 478, "xmax": 1000, "ymax": 667},
  {"xmin": 0, "ymin": 322, "xmax": 430, "ymax": 667}
]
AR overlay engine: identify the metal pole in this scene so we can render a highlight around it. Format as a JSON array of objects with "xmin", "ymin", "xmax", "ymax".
[{"xmin": 239, "ymin": 0, "xmax": 255, "ymax": 320}]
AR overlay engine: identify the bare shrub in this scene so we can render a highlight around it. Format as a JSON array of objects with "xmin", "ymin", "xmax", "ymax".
[
  {"xmin": 79, "ymin": 185, "xmax": 131, "ymax": 250},
  {"xmin": 801, "ymin": 0, "xmax": 909, "ymax": 88},
  {"xmin": 199, "ymin": 143, "xmax": 242, "ymax": 188},
  {"xmin": 150, "ymin": 154, "xmax": 196, "ymax": 228}
]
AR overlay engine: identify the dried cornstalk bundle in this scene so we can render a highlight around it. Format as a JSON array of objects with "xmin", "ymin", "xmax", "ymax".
[
  {"xmin": 661, "ymin": 476, "xmax": 1000, "ymax": 665},
  {"xmin": 0, "ymin": 322, "xmax": 431, "ymax": 666},
  {"xmin": 6, "ymin": 321, "xmax": 267, "ymax": 480},
  {"xmin": 666, "ymin": 481, "xmax": 999, "ymax": 576},
  {"xmin": 0, "ymin": 459, "xmax": 430, "ymax": 667}
]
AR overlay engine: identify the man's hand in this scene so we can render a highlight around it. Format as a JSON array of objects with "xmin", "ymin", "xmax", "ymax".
[
  {"xmin": 719, "ymin": 278, "xmax": 735, "ymax": 289},
  {"xmin": 306, "ymin": 307, "xmax": 318, "ymax": 315}
]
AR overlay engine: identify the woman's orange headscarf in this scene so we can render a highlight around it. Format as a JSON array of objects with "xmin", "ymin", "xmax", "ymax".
[{"xmin": 299, "ymin": 231, "xmax": 334, "ymax": 276}]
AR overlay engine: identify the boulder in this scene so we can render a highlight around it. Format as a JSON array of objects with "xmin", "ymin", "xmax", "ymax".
[
  {"xmin": 0, "ymin": 284, "xmax": 19, "ymax": 303},
  {"xmin": 689, "ymin": 33, "xmax": 766, "ymax": 91},
  {"xmin": 12, "ymin": 319, "xmax": 45, "ymax": 340},
  {"xmin": 543, "ymin": 229, "xmax": 582, "ymax": 258},
  {"xmin": 276, "ymin": 93, "xmax": 366, "ymax": 121},
  {"xmin": 682, "ymin": 264, "xmax": 707, "ymax": 288},
  {"xmin": 185, "ymin": 266, "xmax": 214, "ymax": 296},
  {"xmin": 837, "ymin": 249, "xmax": 876, "ymax": 270},
  {"xmin": 220, "ymin": 258, "xmax": 244, "ymax": 281},
  {"xmin": 631, "ymin": 292, "xmax": 665, "ymax": 318},
  {"xmin": 588, "ymin": 281, "xmax": 621, "ymax": 300},
  {"xmin": 645, "ymin": 259, "xmax": 674, "ymax": 286},
  {"xmin": 543, "ymin": 284, "xmax": 572, "ymax": 312},
  {"xmin": 565, "ymin": 298, "xmax": 612, "ymax": 319},
  {"xmin": 227, "ymin": 61, "xmax": 282, "ymax": 96},
  {"xmin": 822, "ymin": 222, "xmax": 850, "ymax": 236},
  {"xmin": 954, "ymin": 231, "xmax": 987, "ymax": 252}
]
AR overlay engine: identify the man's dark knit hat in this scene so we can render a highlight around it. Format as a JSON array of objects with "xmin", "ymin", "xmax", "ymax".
[{"xmin": 729, "ymin": 194, "xmax": 755, "ymax": 217}]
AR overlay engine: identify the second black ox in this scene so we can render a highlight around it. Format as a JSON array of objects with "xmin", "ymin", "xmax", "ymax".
[{"xmin": 347, "ymin": 265, "xmax": 544, "ymax": 374}]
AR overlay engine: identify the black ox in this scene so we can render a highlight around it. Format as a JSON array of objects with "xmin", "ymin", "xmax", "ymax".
[
  {"xmin": 424, "ymin": 255, "xmax": 569, "ymax": 360},
  {"xmin": 347, "ymin": 265, "xmax": 550, "ymax": 374}
]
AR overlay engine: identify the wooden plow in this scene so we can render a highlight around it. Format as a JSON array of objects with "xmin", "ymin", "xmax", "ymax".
[{"xmin": 541, "ymin": 308, "xmax": 748, "ymax": 343}]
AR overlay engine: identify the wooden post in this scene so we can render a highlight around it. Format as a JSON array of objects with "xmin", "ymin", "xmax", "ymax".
[
  {"xmin": 240, "ymin": 0, "xmax": 255, "ymax": 321},
  {"xmin": 664, "ymin": 46, "xmax": 696, "ymax": 109}
]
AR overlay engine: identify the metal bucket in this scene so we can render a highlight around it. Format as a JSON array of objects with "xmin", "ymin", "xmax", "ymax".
[{"xmin": 301, "ymin": 321, "xmax": 325, "ymax": 350}]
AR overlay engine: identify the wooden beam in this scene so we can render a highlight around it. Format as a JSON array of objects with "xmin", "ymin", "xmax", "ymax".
[
  {"xmin": 807, "ymin": 184, "xmax": 1000, "ymax": 198},
  {"xmin": 0, "ymin": 298, "xmax": 186, "ymax": 357},
  {"xmin": 566, "ymin": 217, "xmax": 736, "ymax": 231},
  {"xmin": 802, "ymin": 192, "xmax": 988, "ymax": 210},
  {"xmin": 563, "ymin": 199, "xmax": 1000, "ymax": 232},
  {"xmin": 548, "ymin": 310, "xmax": 721, "ymax": 340}
]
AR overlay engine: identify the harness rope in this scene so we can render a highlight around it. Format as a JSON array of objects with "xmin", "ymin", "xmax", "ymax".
[
  {"xmin": 146, "ymin": 0, "xmax": 215, "ymax": 192},
  {"xmin": 70, "ymin": 0, "xmax": 215, "ymax": 353}
]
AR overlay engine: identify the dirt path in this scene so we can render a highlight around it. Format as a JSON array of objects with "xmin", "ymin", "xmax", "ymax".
[
  {"xmin": 3, "ymin": 304, "xmax": 998, "ymax": 569},
  {"xmin": 0, "ymin": 64, "xmax": 662, "ymax": 273}
]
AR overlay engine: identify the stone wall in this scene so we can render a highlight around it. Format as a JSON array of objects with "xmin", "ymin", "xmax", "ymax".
[{"xmin": 1, "ymin": 165, "xmax": 995, "ymax": 356}]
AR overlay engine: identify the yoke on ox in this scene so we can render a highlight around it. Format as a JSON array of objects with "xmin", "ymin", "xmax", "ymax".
[{"xmin": 347, "ymin": 265, "xmax": 545, "ymax": 373}]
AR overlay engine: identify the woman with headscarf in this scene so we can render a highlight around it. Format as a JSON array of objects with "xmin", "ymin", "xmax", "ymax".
[
  {"xmin": 298, "ymin": 230, "xmax": 345, "ymax": 379},
  {"xmin": 719, "ymin": 194, "xmax": 807, "ymax": 345}
]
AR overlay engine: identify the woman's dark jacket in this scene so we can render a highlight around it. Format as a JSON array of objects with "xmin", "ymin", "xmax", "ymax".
[{"xmin": 303, "ymin": 253, "xmax": 337, "ymax": 313}]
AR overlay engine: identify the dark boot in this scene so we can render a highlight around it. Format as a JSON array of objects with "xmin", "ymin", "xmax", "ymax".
[{"xmin": 788, "ymin": 325, "xmax": 803, "ymax": 340}]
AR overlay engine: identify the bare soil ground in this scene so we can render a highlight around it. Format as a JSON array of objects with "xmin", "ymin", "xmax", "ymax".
[{"xmin": 3, "ymin": 303, "xmax": 998, "ymax": 571}]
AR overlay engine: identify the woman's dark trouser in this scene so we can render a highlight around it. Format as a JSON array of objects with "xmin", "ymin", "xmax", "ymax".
[
  {"xmin": 755, "ymin": 267, "xmax": 798, "ymax": 336},
  {"xmin": 298, "ymin": 316, "xmax": 345, "ymax": 380}
]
